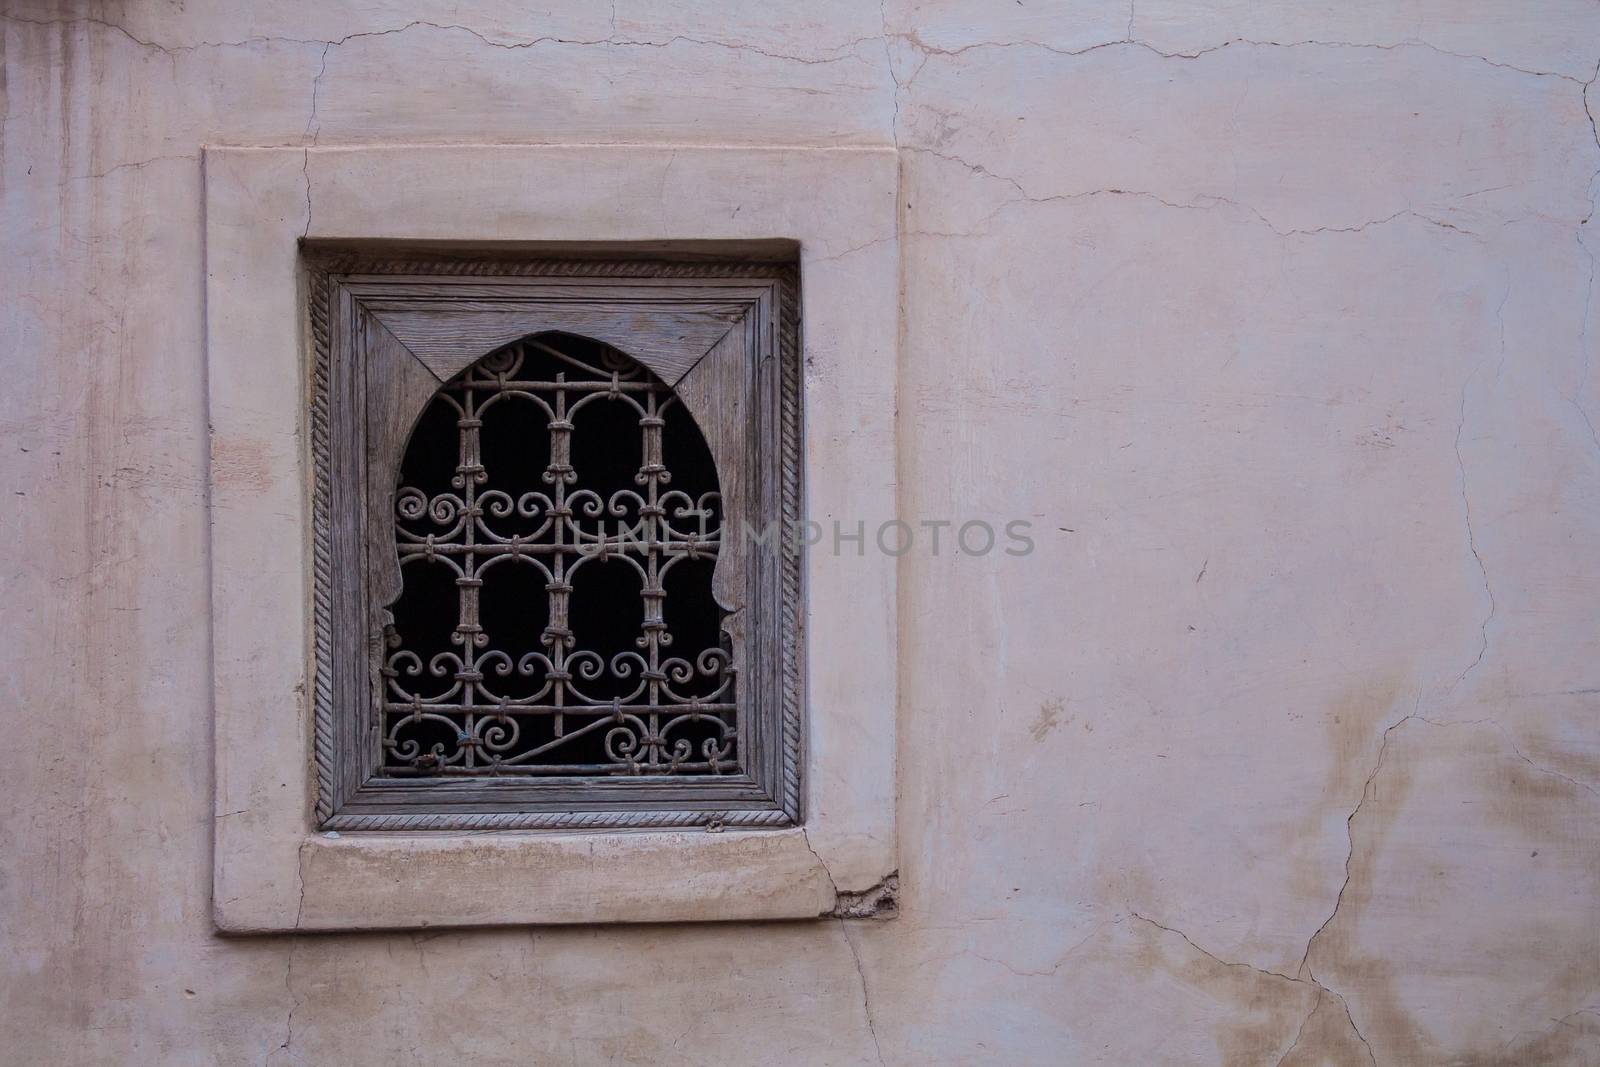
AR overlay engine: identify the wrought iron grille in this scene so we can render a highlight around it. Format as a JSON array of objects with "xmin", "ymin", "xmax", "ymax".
[{"xmin": 382, "ymin": 333, "xmax": 736, "ymax": 777}]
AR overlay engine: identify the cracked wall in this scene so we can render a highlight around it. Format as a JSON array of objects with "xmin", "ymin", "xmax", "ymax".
[{"xmin": 3, "ymin": 1, "xmax": 1598, "ymax": 1063}]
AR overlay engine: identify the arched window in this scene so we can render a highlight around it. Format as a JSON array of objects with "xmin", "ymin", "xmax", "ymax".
[
  {"xmin": 384, "ymin": 333, "xmax": 737, "ymax": 776},
  {"xmin": 307, "ymin": 256, "xmax": 800, "ymax": 830}
]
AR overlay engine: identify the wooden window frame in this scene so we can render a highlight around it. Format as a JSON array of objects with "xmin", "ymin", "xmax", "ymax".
[{"xmin": 308, "ymin": 256, "xmax": 803, "ymax": 830}]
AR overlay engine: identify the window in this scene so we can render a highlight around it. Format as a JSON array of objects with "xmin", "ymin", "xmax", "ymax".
[
  {"xmin": 208, "ymin": 144, "xmax": 896, "ymax": 929},
  {"xmin": 307, "ymin": 254, "xmax": 802, "ymax": 830}
]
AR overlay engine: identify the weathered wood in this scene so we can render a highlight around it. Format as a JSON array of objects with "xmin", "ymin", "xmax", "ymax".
[
  {"xmin": 305, "ymin": 254, "xmax": 802, "ymax": 831},
  {"xmin": 368, "ymin": 306, "xmax": 743, "ymax": 384},
  {"xmin": 360, "ymin": 311, "xmax": 442, "ymax": 621},
  {"xmin": 672, "ymin": 323, "xmax": 750, "ymax": 615},
  {"xmin": 327, "ymin": 282, "xmax": 373, "ymax": 812}
]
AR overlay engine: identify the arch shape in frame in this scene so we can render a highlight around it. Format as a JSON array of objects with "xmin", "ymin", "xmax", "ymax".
[
  {"xmin": 382, "ymin": 332, "xmax": 737, "ymax": 780},
  {"xmin": 307, "ymin": 255, "xmax": 801, "ymax": 831}
]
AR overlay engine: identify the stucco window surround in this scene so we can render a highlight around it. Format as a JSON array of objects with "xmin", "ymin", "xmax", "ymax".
[{"xmin": 204, "ymin": 145, "xmax": 898, "ymax": 932}]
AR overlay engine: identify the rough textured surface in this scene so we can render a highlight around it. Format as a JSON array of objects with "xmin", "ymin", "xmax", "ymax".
[{"xmin": 3, "ymin": 0, "xmax": 1597, "ymax": 1063}]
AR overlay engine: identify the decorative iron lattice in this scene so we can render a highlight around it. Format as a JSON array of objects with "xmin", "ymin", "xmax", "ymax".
[{"xmin": 382, "ymin": 335, "xmax": 737, "ymax": 777}]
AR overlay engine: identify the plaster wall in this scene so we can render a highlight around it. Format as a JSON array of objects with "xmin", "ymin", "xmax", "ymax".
[{"xmin": 3, "ymin": 1, "xmax": 1599, "ymax": 1063}]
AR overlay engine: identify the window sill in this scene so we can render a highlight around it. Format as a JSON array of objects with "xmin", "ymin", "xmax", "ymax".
[{"xmin": 216, "ymin": 826, "xmax": 853, "ymax": 932}]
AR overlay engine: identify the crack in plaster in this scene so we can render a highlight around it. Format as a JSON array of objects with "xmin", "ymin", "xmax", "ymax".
[
  {"xmin": 1506, "ymin": 743, "xmax": 1600, "ymax": 798},
  {"xmin": 801, "ymin": 830, "xmax": 890, "ymax": 1064},
  {"xmin": 817, "ymin": 234, "xmax": 897, "ymax": 263},
  {"xmin": 1272, "ymin": 992, "xmax": 1323, "ymax": 1067},
  {"xmin": 71, "ymin": 154, "xmax": 197, "ymax": 181},
  {"xmin": 801, "ymin": 828, "xmax": 839, "ymax": 900},
  {"xmin": 1404, "ymin": 713, "xmax": 1596, "ymax": 796},
  {"xmin": 305, "ymin": 43, "xmax": 330, "ymax": 145},
  {"xmin": 1134, "ymin": 911, "xmax": 1309, "ymax": 988},
  {"xmin": 1327, "ymin": 989, "xmax": 1375, "ymax": 1066},
  {"xmin": 1289, "ymin": 695, "xmax": 1431, "ymax": 1065},
  {"xmin": 1585, "ymin": 59, "xmax": 1600, "ymax": 158},
  {"xmin": 265, "ymin": 843, "xmax": 310, "ymax": 1065},
  {"xmin": 7, "ymin": 13, "xmax": 1594, "ymax": 85},
  {"xmin": 878, "ymin": 0, "xmax": 902, "ymax": 151},
  {"xmin": 838, "ymin": 919, "xmax": 886, "ymax": 1067},
  {"xmin": 1498, "ymin": 1007, "xmax": 1600, "ymax": 1057},
  {"xmin": 905, "ymin": 147, "xmax": 1481, "ymax": 241},
  {"xmin": 1130, "ymin": 912, "xmax": 1375, "ymax": 1066},
  {"xmin": 1448, "ymin": 277, "xmax": 1509, "ymax": 691},
  {"xmin": 1290, "ymin": 709, "xmax": 1600, "ymax": 1065},
  {"xmin": 2, "ymin": 14, "xmax": 876, "ymax": 66},
  {"xmin": 888, "ymin": 32, "xmax": 1592, "ymax": 85},
  {"xmin": 967, "ymin": 927, "xmax": 1099, "ymax": 978},
  {"xmin": 16, "ymin": 10, "xmax": 1600, "ymax": 247},
  {"xmin": 27, "ymin": 5, "xmax": 1600, "ymax": 272},
  {"xmin": 300, "ymin": 149, "xmax": 313, "ymax": 240},
  {"xmin": 1298, "ymin": 698, "xmax": 1419, "ymax": 987},
  {"xmin": 802, "ymin": 828, "xmax": 898, "ymax": 920}
]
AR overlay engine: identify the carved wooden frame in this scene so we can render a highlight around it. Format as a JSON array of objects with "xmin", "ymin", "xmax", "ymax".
[{"xmin": 307, "ymin": 255, "xmax": 803, "ymax": 830}]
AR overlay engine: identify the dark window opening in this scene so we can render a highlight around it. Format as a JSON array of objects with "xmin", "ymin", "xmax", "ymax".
[{"xmin": 382, "ymin": 332, "xmax": 735, "ymax": 776}]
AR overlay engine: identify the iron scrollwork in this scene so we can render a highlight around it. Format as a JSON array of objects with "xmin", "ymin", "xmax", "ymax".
[{"xmin": 381, "ymin": 336, "xmax": 738, "ymax": 777}]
